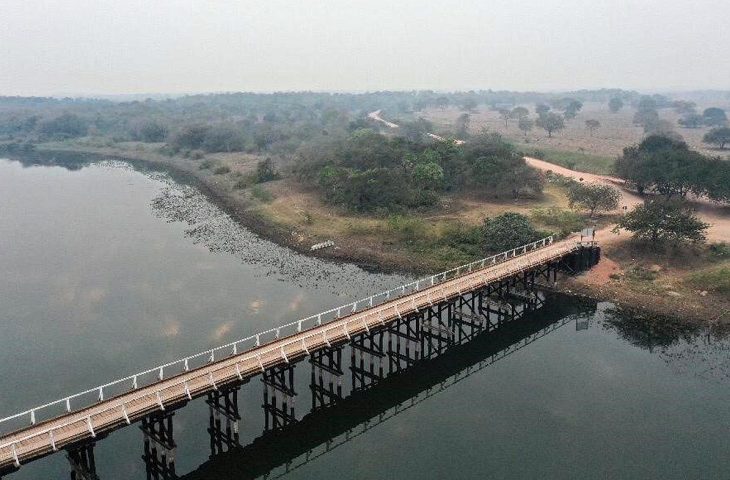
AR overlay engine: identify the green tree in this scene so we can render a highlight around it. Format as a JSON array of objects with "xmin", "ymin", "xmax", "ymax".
[
  {"xmin": 137, "ymin": 121, "xmax": 168, "ymax": 142},
  {"xmin": 482, "ymin": 212, "xmax": 543, "ymax": 253},
  {"xmin": 672, "ymin": 100, "xmax": 696, "ymax": 115},
  {"xmin": 703, "ymin": 127, "xmax": 730, "ymax": 150},
  {"xmin": 510, "ymin": 106, "xmax": 529, "ymax": 119},
  {"xmin": 567, "ymin": 183, "xmax": 620, "ymax": 217},
  {"xmin": 678, "ymin": 114, "xmax": 704, "ymax": 129},
  {"xmin": 535, "ymin": 103, "xmax": 551, "ymax": 116},
  {"xmin": 498, "ymin": 109, "xmax": 511, "ymax": 128},
  {"xmin": 461, "ymin": 98, "xmax": 478, "ymax": 112},
  {"xmin": 518, "ymin": 117, "xmax": 534, "ymax": 139},
  {"xmin": 614, "ymin": 200, "xmax": 709, "ymax": 244},
  {"xmin": 412, "ymin": 161, "xmax": 444, "ymax": 190},
  {"xmin": 536, "ymin": 112, "xmax": 565, "ymax": 138},
  {"xmin": 703, "ymin": 107, "xmax": 728, "ymax": 127},
  {"xmin": 455, "ymin": 113, "xmax": 470, "ymax": 139},
  {"xmin": 608, "ymin": 97, "xmax": 624, "ymax": 113},
  {"xmin": 585, "ymin": 119, "xmax": 601, "ymax": 136},
  {"xmin": 563, "ymin": 100, "xmax": 583, "ymax": 119},
  {"xmin": 255, "ymin": 158, "xmax": 280, "ymax": 183}
]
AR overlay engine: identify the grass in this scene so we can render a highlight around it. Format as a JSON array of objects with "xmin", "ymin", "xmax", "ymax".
[
  {"xmin": 686, "ymin": 264, "xmax": 730, "ymax": 297},
  {"xmin": 520, "ymin": 145, "xmax": 615, "ymax": 175},
  {"xmin": 250, "ymin": 184, "xmax": 274, "ymax": 203},
  {"xmin": 530, "ymin": 207, "xmax": 584, "ymax": 237}
]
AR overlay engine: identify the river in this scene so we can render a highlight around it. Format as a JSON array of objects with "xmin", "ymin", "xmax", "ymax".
[{"xmin": 0, "ymin": 156, "xmax": 728, "ymax": 479}]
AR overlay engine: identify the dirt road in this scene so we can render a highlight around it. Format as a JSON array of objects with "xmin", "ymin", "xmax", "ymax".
[{"xmin": 369, "ymin": 110, "xmax": 730, "ymax": 243}]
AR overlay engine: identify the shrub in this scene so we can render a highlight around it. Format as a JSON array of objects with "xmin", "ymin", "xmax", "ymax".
[
  {"xmin": 213, "ymin": 165, "xmax": 231, "ymax": 175},
  {"xmin": 482, "ymin": 212, "xmax": 544, "ymax": 253},
  {"xmin": 386, "ymin": 215, "xmax": 427, "ymax": 243},
  {"xmin": 251, "ymin": 184, "xmax": 274, "ymax": 202},
  {"xmin": 530, "ymin": 207, "xmax": 584, "ymax": 237}
]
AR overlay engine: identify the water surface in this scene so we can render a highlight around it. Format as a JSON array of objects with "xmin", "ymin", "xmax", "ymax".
[{"xmin": 0, "ymin": 157, "xmax": 728, "ymax": 479}]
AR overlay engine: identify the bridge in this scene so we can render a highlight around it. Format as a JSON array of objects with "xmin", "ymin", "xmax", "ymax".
[{"xmin": 0, "ymin": 235, "xmax": 599, "ymax": 477}]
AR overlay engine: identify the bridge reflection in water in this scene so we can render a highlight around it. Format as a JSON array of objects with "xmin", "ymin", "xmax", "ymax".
[
  {"xmin": 35, "ymin": 291, "xmax": 595, "ymax": 480},
  {"xmin": 0, "ymin": 240, "xmax": 600, "ymax": 479}
]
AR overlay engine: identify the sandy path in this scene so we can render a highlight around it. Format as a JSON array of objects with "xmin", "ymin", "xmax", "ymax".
[
  {"xmin": 524, "ymin": 156, "xmax": 730, "ymax": 243},
  {"xmin": 369, "ymin": 111, "xmax": 730, "ymax": 243}
]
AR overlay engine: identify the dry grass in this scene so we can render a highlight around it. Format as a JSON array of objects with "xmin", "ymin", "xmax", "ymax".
[{"xmin": 420, "ymin": 101, "xmax": 730, "ymax": 170}]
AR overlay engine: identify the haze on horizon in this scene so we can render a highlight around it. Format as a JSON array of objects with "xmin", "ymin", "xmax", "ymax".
[{"xmin": 2, "ymin": 0, "xmax": 729, "ymax": 97}]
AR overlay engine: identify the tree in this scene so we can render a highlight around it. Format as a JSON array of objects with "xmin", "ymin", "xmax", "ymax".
[
  {"xmin": 703, "ymin": 107, "xmax": 728, "ymax": 127},
  {"xmin": 255, "ymin": 158, "xmax": 280, "ymax": 183},
  {"xmin": 510, "ymin": 107, "xmax": 529, "ymax": 119},
  {"xmin": 482, "ymin": 212, "xmax": 543, "ymax": 253},
  {"xmin": 608, "ymin": 97, "xmax": 624, "ymax": 113},
  {"xmin": 568, "ymin": 183, "xmax": 620, "ymax": 217},
  {"xmin": 461, "ymin": 98, "xmax": 478, "ymax": 112},
  {"xmin": 678, "ymin": 114, "xmax": 704, "ymax": 129},
  {"xmin": 672, "ymin": 100, "xmax": 696, "ymax": 115},
  {"xmin": 518, "ymin": 117, "xmax": 534, "ymax": 139},
  {"xmin": 703, "ymin": 127, "xmax": 730, "ymax": 149},
  {"xmin": 412, "ymin": 161, "xmax": 444, "ymax": 190},
  {"xmin": 535, "ymin": 103, "xmax": 551, "ymax": 116},
  {"xmin": 563, "ymin": 100, "xmax": 583, "ymax": 119},
  {"xmin": 455, "ymin": 113, "xmax": 470, "ymax": 139},
  {"xmin": 137, "ymin": 121, "xmax": 168, "ymax": 142},
  {"xmin": 536, "ymin": 112, "xmax": 565, "ymax": 138},
  {"xmin": 37, "ymin": 113, "xmax": 88, "ymax": 139},
  {"xmin": 633, "ymin": 108, "xmax": 659, "ymax": 126},
  {"xmin": 498, "ymin": 109, "xmax": 511, "ymax": 128},
  {"xmin": 585, "ymin": 119, "xmax": 601, "ymax": 136},
  {"xmin": 171, "ymin": 124, "xmax": 211, "ymax": 150},
  {"xmin": 614, "ymin": 200, "xmax": 709, "ymax": 244}
]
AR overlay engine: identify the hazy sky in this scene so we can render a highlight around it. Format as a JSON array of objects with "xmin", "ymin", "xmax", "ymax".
[{"xmin": 2, "ymin": 0, "xmax": 728, "ymax": 96}]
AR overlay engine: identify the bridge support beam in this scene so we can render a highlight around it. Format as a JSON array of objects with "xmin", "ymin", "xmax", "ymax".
[
  {"xmin": 141, "ymin": 410, "xmax": 177, "ymax": 480},
  {"xmin": 310, "ymin": 346, "xmax": 344, "ymax": 411},
  {"xmin": 388, "ymin": 313, "xmax": 422, "ymax": 372},
  {"xmin": 262, "ymin": 364, "xmax": 297, "ymax": 431},
  {"xmin": 206, "ymin": 385, "xmax": 242, "ymax": 457},
  {"xmin": 350, "ymin": 329, "xmax": 385, "ymax": 392},
  {"xmin": 67, "ymin": 442, "xmax": 99, "ymax": 480}
]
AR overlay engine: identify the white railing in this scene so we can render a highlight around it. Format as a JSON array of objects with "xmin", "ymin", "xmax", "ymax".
[{"xmin": 0, "ymin": 236, "xmax": 554, "ymax": 444}]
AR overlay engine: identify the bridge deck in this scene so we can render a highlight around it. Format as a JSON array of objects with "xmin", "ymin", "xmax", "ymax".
[{"xmin": 0, "ymin": 238, "xmax": 581, "ymax": 471}]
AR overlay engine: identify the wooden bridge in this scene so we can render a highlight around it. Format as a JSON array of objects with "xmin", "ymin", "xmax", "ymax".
[{"xmin": 0, "ymin": 235, "xmax": 599, "ymax": 476}]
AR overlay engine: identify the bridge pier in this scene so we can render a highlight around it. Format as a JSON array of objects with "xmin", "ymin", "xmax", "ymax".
[
  {"xmin": 67, "ymin": 443, "xmax": 99, "ymax": 480},
  {"xmin": 141, "ymin": 410, "xmax": 177, "ymax": 480},
  {"xmin": 262, "ymin": 364, "xmax": 297, "ymax": 431},
  {"xmin": 350, "ymin": 329, "xmax": 386, "ymax": 392},
  {"xmin": 388, "ymin": 313, "xmax": 422, "ymax": 372},
  {"xmin": 422, "ymin": 304, "xmax": 453, "ymax": 359},
  {"xmin": 206, "ymin": 385, "xmax": 242, "ymax": 457},
  {"xmin": 310, "ymin": 346, "xmax": 344, "ymax": 411}
]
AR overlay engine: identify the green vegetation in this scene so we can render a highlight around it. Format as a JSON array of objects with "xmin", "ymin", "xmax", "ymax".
[
  {"xmin": 250, "ymin": 184, "xmax": 274, "ymax": 203},
  {"xmin": 482, "ymin": 212, "xmax": 545, "ymax": 253},
  {"xmin": 530, "ymin": 207, "xmax": 584, "ymax": 237},
  {"xmin": 615, "ymin": 135, "xmax": 730, "ymax": 201},
  {"xmin": 295, "ymin": 130, "xmax": 543, "ymax": 213},
  {"xmin": 536, "ymin": 112, "xmax": 565, "ymax": 138},
  {"xmin": 567, "ymin": 183, "xmax": 620, "ymax": 217},
  {"xmin": 703, "ymin": 127, "xmax": 730, "ymax": 150},
  {"xmin": 614, "ymin": 199, "xmax": 709, "ymax": 244},
  {"xmin": 522, "ymin": 146, "xmax": 614, "ymax": 175},
  {"xmin": 686, "ymin": 265, "xmax": 730, "ymax": 296}
]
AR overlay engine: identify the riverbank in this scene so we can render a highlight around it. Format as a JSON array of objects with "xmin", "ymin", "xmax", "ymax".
[{"xmin": 15, "ymin": 142, "xmax": 729, "ymax": 326}]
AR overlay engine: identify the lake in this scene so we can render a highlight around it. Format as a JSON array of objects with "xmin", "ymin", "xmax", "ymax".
[{"xmin": 0, "ymin": 156, "xmax": 728, "ymax": 479}]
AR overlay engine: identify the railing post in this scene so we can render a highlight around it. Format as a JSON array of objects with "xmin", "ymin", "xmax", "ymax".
[{"xmin": 30, "ymin": 409, "xmax": 35, "ymax": 425}]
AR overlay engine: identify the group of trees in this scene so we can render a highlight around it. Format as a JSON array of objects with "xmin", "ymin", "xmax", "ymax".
[
  {"xmin": 295, "ymin": 130, "xmax": 544, "ymax": 212},
  {"xmin": 615, "ymin": 135, "xmax": 730, "ymax": 202}
]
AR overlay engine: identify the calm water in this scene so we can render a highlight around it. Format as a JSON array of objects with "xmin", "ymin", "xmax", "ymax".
[{"xmin": 0, "ymin": 157, "xmax": 728, "ymax": 479}]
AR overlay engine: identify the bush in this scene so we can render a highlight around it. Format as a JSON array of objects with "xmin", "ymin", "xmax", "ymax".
[
  {"xmin": 686, "ymin": 266, "xmax": 730, "ymax": 295},
  {"xmin": 386, "ymin": 215, "xmax": 427, "ymax": 243},
  {"xmin": 482, "ymin": 212, "xmax": 544, "ymax": 253},
  {"xmin": 251, "ymin": 184, "xmax": 274, "ymax": 203},
  {"xmin": 213, "ymin": 165, "xmax": 231, "ymax": 175},
  {"xmin": 530, "ymin": 207, "xmax": 584, "ymax": 237},
  {"xmin": 614, "ymin": 199, "xmax": 709, "ymax": 244}
]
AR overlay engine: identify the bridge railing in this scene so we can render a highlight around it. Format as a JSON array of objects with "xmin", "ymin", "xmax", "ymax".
[{"xmin": 0, "ymin": 236, "xmax": 554, "ymax": 438}]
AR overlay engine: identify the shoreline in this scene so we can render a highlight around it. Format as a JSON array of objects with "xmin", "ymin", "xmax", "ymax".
[{"xmin": 14, "ymin": 144, "xmax": 728, "ymax": 327}]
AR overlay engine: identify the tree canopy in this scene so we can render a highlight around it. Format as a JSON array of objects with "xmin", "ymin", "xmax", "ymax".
[
  {"xmin": 614, "ymin": 200, "xmax": 709, "ymax": 244},
  {"xmin": 536, "ymin": 113, "xmax": 565, "ymax": 137},
  {"xmin": 482, "ymin": 213, "xmax": 544, "ymax": 253},
  {"xmin": 703, "ymin": 127, "xmax": 730, "ymax": 150},
  {"xmin": 567, "ymin": 183, "xmax": 620, "ymax": 217}
]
